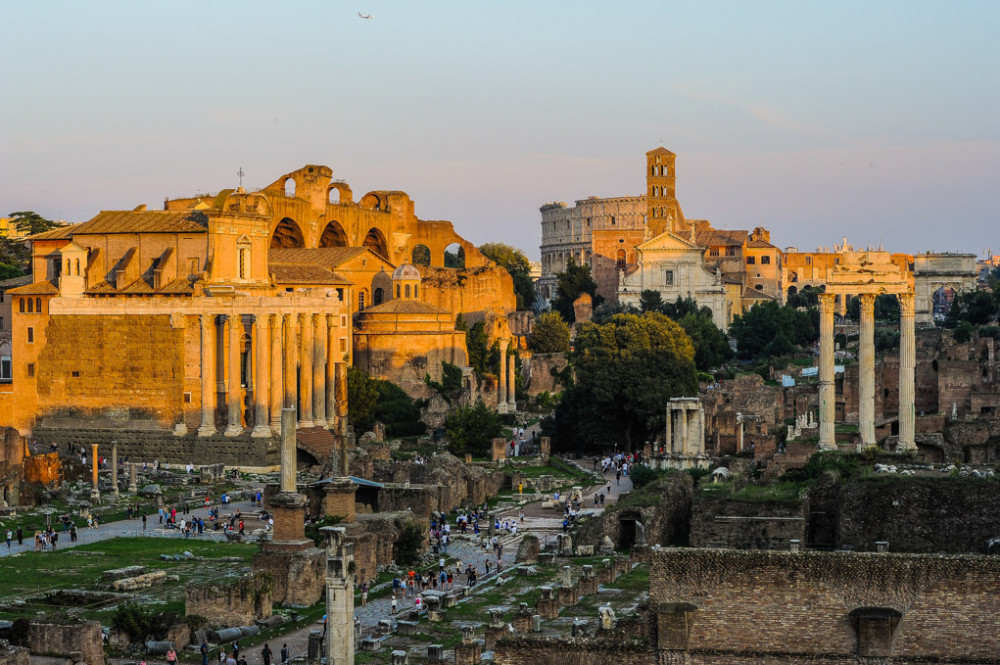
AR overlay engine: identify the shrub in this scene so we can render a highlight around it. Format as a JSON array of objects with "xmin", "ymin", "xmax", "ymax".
[
  {"xmin": 393, "ymin": 522, "xmax": 424, "ymax": 565},
  {"xmin": 629, "ymin": 465, "xmax": 660, "ymax": 490}
]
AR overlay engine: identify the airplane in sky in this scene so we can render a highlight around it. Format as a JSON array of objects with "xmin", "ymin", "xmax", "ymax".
[{"xmin": 358, "ymin": 12, "xmax": 372, "ymax": 19}]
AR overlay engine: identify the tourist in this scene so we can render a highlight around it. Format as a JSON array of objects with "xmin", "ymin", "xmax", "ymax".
[
  {"xmin": 5, "ymin": 529, "xmax": 11, "ymax": 550},
  {"xmin": 391, "ymin": 596, "xmax": 397, "ymax": 615},
  {"xmin": 200, "ymin": 640, "xmax": 209, "ymax": 665},
  {"xmin": 360, "ymin": 583, "xmax": 368, "ymax": 606},
  {"xmin": 142, "ymin": 514, "xmax": 147, "ymax": 530},
  {"xmin": 16, "ymin": 526, "xmax": 22, "ymax": 546},
  {"xmin": 261, "ymin": 643, "xmax": 272, "ymax": 665},
  {"xmin": 280, "ymin": 644, "xmax": 289, "ymax": 664},
  {"xmin": 166, "ymin": 647, "xmax": 177, "ymax": 665}
]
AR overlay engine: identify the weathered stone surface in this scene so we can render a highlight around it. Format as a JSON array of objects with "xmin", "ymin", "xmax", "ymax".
[{"xmin": 515, "ymin": 535, "xmax": 539, "ymax": 563}]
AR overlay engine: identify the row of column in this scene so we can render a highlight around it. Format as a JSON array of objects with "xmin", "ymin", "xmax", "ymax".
[
  {"xmin": 497, "ymin": 339, "xmax": 517, "ymax": 414},
  {"xmin": 817, "ymin": 293, "xmax": 915, "ymax": 451},
  {"xmin": 197, "ymin": 313, "xmax": 347, "ymax": 438}
]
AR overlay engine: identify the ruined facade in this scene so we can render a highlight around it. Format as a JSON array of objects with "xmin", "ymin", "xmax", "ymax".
[{"xmin": 0, "ymin": 165, "xmax": 518, "ymax": 457}]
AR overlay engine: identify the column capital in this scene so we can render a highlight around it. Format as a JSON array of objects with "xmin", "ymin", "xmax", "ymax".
[
  {"xmin": 858, "ymin": 292, "xmax": 877, "ymax": 307},
  {"xmin": 818, "ymin": 293, "xmax": 836, "ymax": 315},
  {"xmin": 898, "ymin": 292, "xmax": 915, "ymax": 317}
]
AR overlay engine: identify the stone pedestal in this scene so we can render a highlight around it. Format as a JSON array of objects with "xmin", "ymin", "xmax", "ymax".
[{"xmin": 322, "ymin": 480, "xmax": 357, "ymax": 523}]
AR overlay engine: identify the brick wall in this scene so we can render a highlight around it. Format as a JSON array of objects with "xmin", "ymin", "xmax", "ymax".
[
  {"xmin": 26, "ymin": 621, "xmax": 103, "ymax": 665},
  {"xmin": 689, "ymin": 497, "xmax": 807, "ymax": 549},
  {"xmin": 185, "ymin": 571, "xmax": 272, "ymax": 627},
  {"xmin": 647, "ymin": 548, "xmax": 1000, "ymax": 662}
]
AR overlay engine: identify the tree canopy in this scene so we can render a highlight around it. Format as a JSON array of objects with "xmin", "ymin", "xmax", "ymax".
[
  {"xmin": 944, "ymin": 289, "xmax": 996, "ymax": 327},
  {"xmin": 550, "ymin": 257, "xmax": 601, "ymax": 322},
  {"xmin": 676, "ymin": 311, "xmax": 733, "ymax": 370},
  {"xmin": 544, "ymin": 312, "xmax": 697, "ymax": 452},
  {"xmin": 444, "ymin": 399, "xmax": 503, "ymax": 457},
  {"xmin": 528, "ymin": 311, "xmax": 571, "ymax": 354},
  {"xmin": 348, "ymin": 367, "xmax": 424, "ymax": 435},
  {"xmin": 1, "ymin": 211, "xmax": 61, "ymax": 274},
  {"xmin": 479, "ymin": 242, "xmax": 535, "ymax": 310},
  {"xmin": 728, "ymin": 300, "xmax": 818, "ymax": 359}
]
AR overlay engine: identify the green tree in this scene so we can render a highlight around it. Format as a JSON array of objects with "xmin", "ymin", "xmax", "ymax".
[
  {"xmin": 0, "ymin": 263, "xmax": 23, "ymax": 280},
  {"xmin": 550, "ymin": 312, "xmax": 697, "ymax": 452},
  {"xmin": 592, "ymin": 300, "xmax": 639, "ymax": 324},
  {"xmin": 945, "ymin": 289, "xmax": 996, "ymax": 327},
  {"xmin": 479, "ymin": 242, "xmax": 535, "ymax": 310},
  {"xmin": 639, "ymin": 290, "xmax": 663, "ymax": 313},
  {"xmin": 444, "ymin": 399, "xmax": 503, "ymax": 457},
  {"xmin": 464, "ymin": 320, "xmax": 499, "ymax": 377},
  {"xmin": 425, "ymin": 360, "xmax": 465, "ymax": 403},
  {"xmin": 550, "ymin": 257, "xmax": 601, "ymax": 323},
  {"xmin": 528, "ymin": 311, "xmax": 571, "ymax": 353},
  {"xmin": 728, "ymin": 301, "xmax": 818, "ymax": 359},
  {"xmin": 347, "ymin": 367, "xmax": 378, "ymax": 433},
  {"xmin": 786, "ymin": 285, "xmax": 822, "ymax": 308},
  {"xmin": 374, "ymin": 380, "xmax": 425, "ymax": 436},
  {"xmin": 9, "ymin": 211, "xmax": 61, "ymax": 236},
  {"xmin": 677, "ymin": 312, "xmax": 733, "ymax": 370}
]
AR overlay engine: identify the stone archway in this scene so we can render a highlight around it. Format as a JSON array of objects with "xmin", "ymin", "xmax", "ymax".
[
  {"xmin": 363, "ymin": 228, "xmax": 389, "ymax": 260},
  {"xmin": 271, "ymin": 217, "xmax": 305, "ymax": 248},
  {"xmin": 319, "ymin": 221, "xmax": 348, "ymax": 248},
  {"xmin": 412, "ymin": 244, "xmax": 431, "ymax": 266},
  {"xmin": 444, "ymin": 243, "xmax": 465, "ymax": 269}
]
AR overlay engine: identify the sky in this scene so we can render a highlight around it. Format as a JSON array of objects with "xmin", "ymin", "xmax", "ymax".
[{"xmin": 1, "ymin": 1, "xmax": 998, "ymax": 260}]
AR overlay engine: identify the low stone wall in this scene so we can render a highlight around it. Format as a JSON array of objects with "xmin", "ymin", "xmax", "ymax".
[
  {"xmin": 25, "ymin": 620, "xmax": 103, "ymax": 665},
  {"xmin": 689, "ymin": 496, "xmax": 807, "ymax": 550},
  {"xmin": 185, "ymin": 571, "xmax": 273, "ymax": 627},
  {"xmin": 31, "ymin": 428, "xmax": 279, "ymax": 467},
  {"xmin": 0, "ymin": 640, "xmax": 28, "ymax": 665}
]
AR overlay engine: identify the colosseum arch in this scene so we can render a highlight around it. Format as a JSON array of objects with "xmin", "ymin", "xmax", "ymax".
[
  {"xmin": 319, "ymin": 220, "xmax": 348, "ymax": 248},
  {"xmin": 363, "ymin": 227, "xmax": 389, "ymax": 259},
  {"xmin": 412, "ymin": 244, "xmax": 431, "ymax": 266},
  {"xmin": 271, "ymin": 217, "xmax": 305, "ymax": 248}
]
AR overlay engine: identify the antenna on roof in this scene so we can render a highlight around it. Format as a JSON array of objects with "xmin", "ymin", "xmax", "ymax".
[{"xmin": 237, "ymin": 167, "xmax": 245, "ymax": 188}]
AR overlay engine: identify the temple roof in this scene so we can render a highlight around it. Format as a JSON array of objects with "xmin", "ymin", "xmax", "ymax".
[
  {"xmin": 360, "ymin": 299, "xmax": 448, "ymax": 315},
  {"xmin": 31, "ymin": 211, "xmax": 209, "ymax": 238},
  {"xmin": 697, "ymin": 229, "xmax": 747, "ymax": 247},
  {"xmin": 269, "ymin": 263, "xmax": 351, "ymax": 285}
]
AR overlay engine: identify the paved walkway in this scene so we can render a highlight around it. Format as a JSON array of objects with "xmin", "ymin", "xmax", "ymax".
[{"xmin": 0, "ymin": 499, "xmax": 263, "ymax": 558}]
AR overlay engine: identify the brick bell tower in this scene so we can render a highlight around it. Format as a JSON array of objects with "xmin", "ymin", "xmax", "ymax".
[{"xmin": 645, "ymin": 147, "xmax": 683, "ymax": 238}]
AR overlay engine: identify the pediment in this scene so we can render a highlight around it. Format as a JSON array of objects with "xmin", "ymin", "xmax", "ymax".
[{"xmin": 636, "ymin": 231, "xmax": 702, "ymax": 252}]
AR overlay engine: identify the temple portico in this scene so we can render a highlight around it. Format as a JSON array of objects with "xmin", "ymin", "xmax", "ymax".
[
  {"xmin": 47, "ymin": 289, "xmax": 350, "ymax": 439},
  {"xmin": 817, "ymin": 256, "xmax": 915, "ymax": 452},
  {"xmin": 656, "ymin": 397, "xmax": 708, "ymax": 470}
]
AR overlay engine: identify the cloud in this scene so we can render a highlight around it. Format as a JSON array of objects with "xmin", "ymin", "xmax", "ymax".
[{"xmin": 673, "ymin": 84, "xmax": 823, "ymax": 138}]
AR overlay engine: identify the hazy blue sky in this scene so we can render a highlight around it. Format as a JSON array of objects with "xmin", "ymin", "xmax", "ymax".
[{"xmin": 2, "ymin": 1, "xmax": 998, "ymax": 259}]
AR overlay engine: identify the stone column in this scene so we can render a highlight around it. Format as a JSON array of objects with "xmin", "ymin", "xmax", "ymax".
[
  {"xmin": 898, "ymin": 293, "xmax": 916, "ymax": 451},
  {"xmin": 679, "ymin": 404, "xmax": 688, "ymax": 455},
  {"xmin": 283, "ymin": 313, "xmax": 297, "ymax": 412},
  {"xmin": 225, "ymin": 315, "xmax": 244, "ymax": 436},
  {"xmin": 325, "ymin": 314, "xmax": 337, "ymax": 429},
  {"xmin": 664, "ymin": 407, "xmax": 672, "ymax": 454},
  {"xmin": 299, "ymin": 313, "xmax": 314, "ymax": 428},
  {"xmin": 252, "ymin": 315, "xmax": 272, "ymax": 438},
  {"xmin": 737, "ymin": 418, "xmax": 744, "ymax": 453},
  {"xmin": 697, "ymin": 406, "xmax": 706, "ymax": 457},
  {"xmin": 507, "ymin": 352, "xmax": 517, "ymax": 412},
  {"xmin": 313, "ymin": 314, "xmax": 327, "ymax": 425},
  {"xmin": 280, "ymin": 407, "xmax": 297, "ymax": 494},
  {"xmin": 818, "ymin": 294, "xmax": 837, "ymax": 450},
  {"xmin": 270, "ymin": 314, "xmax": 283, "ymax": 432},
  {"xmin": 198, "ymin": 314, "xmax": 216, "ymax": 436},
  {"xmin": 497, "ymin": 339, "xmax": 509, "ymax": 414},
  {"xmin": 858, "ymin": 293, "xmax": 876, "ymax": 448},
  {"xmin": 128, "ymin": 462, "xmax": 137, "ymax": 493},
  {"xmin": 323, "ymin": 527, "xmax": 354, "ymax": 665},
  {"xmin": 334, "ymin": 362, "xmax": 349, "ymax": 476},
  {"xmin": 90, "ymin": 443, "xmax": 100, "ymax": 504},
  {"xmin": 111, "ymin": 442, "xmax": 119, "ymax": 496}
]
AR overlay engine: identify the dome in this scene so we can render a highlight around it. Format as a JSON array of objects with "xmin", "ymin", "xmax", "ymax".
[{"xmin": 392, "ymin": 264, "xmax": 421, "ymax": 281}]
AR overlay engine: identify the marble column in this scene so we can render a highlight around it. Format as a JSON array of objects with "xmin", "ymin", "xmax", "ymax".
[
  {"xmin": 252, "ymin": 315, "xmax": 272, "ymax": 438},
  {"xmin": 90, "ymin": 443, "xmax": 100, "ymax": 504},
  {"xmin": 198, "ymin": 314, "xmax": 216, "ymax": 436},
  {"xmin": 128, "ymin": 462, "xmax": 137, "ymax": 493},
  {"xmin": 283, "ymin": 314, "xmax": 298, "ymax": 411},
  {"xmin": 497, "ymin": 339, "xmax": 509, "ymax": 414},
  {"xmin": 898, "ymin": 293, "xmax": 917, "ymax": 450},
  {"xmin": 269, "ymin": 314, "xmax": 283, "ymax": 432},
  {"xmin": 679, "ymin": 405, "xmax": 688, "ymax": 455},
  {"xmin": 323, "ymin": 527, "xmax": 355, "ymax": 665},
  {"xmin": 111, "ymin": 442, "xmax": 119, "ymax": 496},
  {"xmin": 225, "ymin": 315, "xmax": 244, "ymax": 436},
  {"xmin": 280, "ymin": 407, "xmax": 297, "ymax": 493},
  {"xmin": 665, "ymin": 408, "xmax": 672, "ymax": 453},
  {"xmin": 697, "ymin": 407, "xmax": 706, "ymax": 457},
  {"xmin": 313, "ymin": 314, "xmax": 327, "ymax": 425},
  {"xmin": 325, "ymin": 314, "xmax": 337, "ymax": 429},
  {"xmin": 818, "ymin": 294, "xmax": 837, "ymax": 450},
  {"xmin": 737, "ymin": 418, "xmax": 744, "ymax": 453},
  {"xmin": 299, "ymin": 313, "xmax": 314, "ymax": 427},
  {"xmin": 334, "ymin": 361, "xmax": 349, "ymax": 476},
  {"xmin": 858, "ymin": 293, "xmax": 876, "ymax": 448},
  {"xmin": 507, "ymin": 352, "xmax": 516, "ymax": 412}
]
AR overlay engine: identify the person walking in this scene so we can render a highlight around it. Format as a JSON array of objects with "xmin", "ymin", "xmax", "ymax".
[
  {"xmin": 16, "ymin": 526, "xmax": 22, "ymax": 546},
  {"xmin": 280, "ymin": 644, "xmax": 289, "ymax": 664},
  {"xmin": 261, "ymin": 643, "xmax": 272, "ymax": 665},
  {"xmin": 200, "ymin": 640, "xmax": 209, "ymax": 665},
  {"xmin": 166, "ymin": 648, "xmax": 177, "ymax": 665},
  {"xmin": 391, "ymin": 596, "xmax": 397, "ymax": 615},
  {"xmin": 5, "ymin": 529, "xmax": 11, "ymax": 550}
]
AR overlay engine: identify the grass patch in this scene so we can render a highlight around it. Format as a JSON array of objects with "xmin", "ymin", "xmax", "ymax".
[{"xmin": 605, "ymin": 564, "xmax": 647, "ymax": 591}]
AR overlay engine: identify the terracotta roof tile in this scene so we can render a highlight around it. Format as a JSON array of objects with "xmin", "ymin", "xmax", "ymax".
[
  {"xmin": 7, "ymin": 280, "xmax": 59, "ymax": 296},
  {"xmin": 156, "ymin": 278, "xmax": 195, "ymax": 294},
  {"xmin": 270, "ymin": 264, "xmax": 352, "ymax": 285},
  {"xmin": 0, "ymin": 275, "xmax": 32, "ymax": 289},
  {"xmin": 86, "ymin": 281, "xmax": 117, "ymax": 294},
  {"xmin": 360, "ymin": 299, "xmax": 448, "ymax": 315},
  {"xmin": 119, "ymin": 278, "xmax": 155, "ymax": 294},
  {"xmin": 70, "ymin": 210, "xmax": 208, "ymax": 235},
  {"xmin": 27, "ymin": 224, "xmax": 77, "ymax": 241},
  {"xmin": 743, "ymin": 287, "xmax": 776, "ymax": 300},
  {"xmin": 747, "ymin": 239, "xmax": 778, "ymax": 249},
  {"xmin": 268, "ymin": 247, "xmax": 371, "ymax": 268}
]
